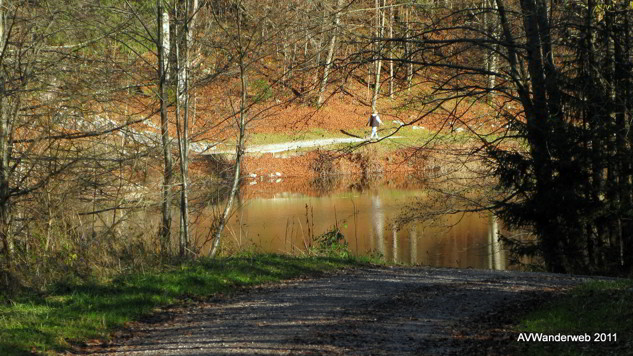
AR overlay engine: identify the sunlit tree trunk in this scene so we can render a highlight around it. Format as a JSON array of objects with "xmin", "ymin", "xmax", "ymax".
[
  {"xmin": 388, "ymin": 0, "xmax": 394, "ymax": 99},
  {"xmin": 174, "ymin": 0, "xmax": 198, "ymax": 258},
  {"xmin": 317, "ymin": 0, "xmax": 343, "ymax": 106},
  {"xmin": 371, "ymin": 0, "xmax": 385, "ymax": 112},
  {"xmin": 483, "ymin": 0, "xmax": 498, "ymax": 102},
  {"xmin": 210, "ymin": 4, "xmax": 247, "ymax": 258},
  {"xmin": 405, "ymin": 5, "xmax": 412, "ymax": 94},
  {"xmin": 158, "ymin": 0, "xmax": 173, "ymax": 255}
]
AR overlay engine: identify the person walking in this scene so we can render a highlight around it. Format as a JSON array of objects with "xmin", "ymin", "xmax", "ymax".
[{"xmin": 368, "ymin": 111, "xmax": 382, "ymax": 139}]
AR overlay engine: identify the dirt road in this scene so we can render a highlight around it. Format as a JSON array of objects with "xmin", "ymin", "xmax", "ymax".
[{"xmin": 84, "ymin": 266, "xmax": 596, "ymax": 355}]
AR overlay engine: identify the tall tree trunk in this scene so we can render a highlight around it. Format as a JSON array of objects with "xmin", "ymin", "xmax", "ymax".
[
  {"xmin": 210, "ymin": 5, "xmax": 247, "ymax": 258},
  {"xmin": 282, "ymin": 29, "xmax": 289, "ymax": 84},
  {"xmin": 535, "ymin": 0, "xmax": 562, "ymax": 121},
  {"xmin": 174, "ymin": 1, "xmax": 184, "ymax": 256},
  {"xmin": 371, "ymin": 0, "xmax": 385, "ymax": 112},
  {"xmin": 178, "ymin": 0, "xmax": 198, "ymax": 258},
  {"xmin": 317, "ymin": 0, "xmax": 343, "ymax": 106},
  {"xmin": 313, "ymin": 6, "xmax": 326, "ymax": 86},
  {"xmin": 174, "ymin": 0, "xmax": 198, "ymax": 258},
  {"xmin": 483, "ymin": 0, "xmax": 499, "ymax": 102},
  {"xmin": 521, "ymin": 0, "xmax": 562, "ymax": 272},
  {"xmin": 497, "ymin": 0, "xmax": 562, "ymax": 272},
  {"xmin": 621, "ymin": 8, "xmax": 633, "ymax": 270},
  {"xmin": 0, "ymin": 84, "xmax": 12, "ymax": 277},
  {"xmin": 388, "ymin": 0, "xmax": 394, "ymax": 99},
  {"xmin": 405, "ymin": 5, "xmax": 413, "ymax": 94},
  {"xmin": 0, "ymin": 0, "xmax": 13, "ymax": 280},
  {"xmin": 486, "ymin": 44, "xmax": 498, "ymax": 99},
  {"xmin": 158, "ymin": 0, "xmax": 173, "ymax": 255}
]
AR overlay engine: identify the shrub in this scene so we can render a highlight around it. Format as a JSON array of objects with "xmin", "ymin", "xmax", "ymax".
[{"xmin": 311, "ymin": 226, "xmax": 349, "ymax": 259}]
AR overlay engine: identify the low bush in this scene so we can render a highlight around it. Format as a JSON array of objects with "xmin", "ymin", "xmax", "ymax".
[{"xmin": 311, "ymin": 226, "xmax": 349, "ymax": 259}]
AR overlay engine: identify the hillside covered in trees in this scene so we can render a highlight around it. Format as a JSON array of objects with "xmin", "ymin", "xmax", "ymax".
[{"xmin": 0, "ymin": 0, "xmax": 632, "ymax": 295}]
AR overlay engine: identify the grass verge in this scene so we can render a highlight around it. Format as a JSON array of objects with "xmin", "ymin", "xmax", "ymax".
[
  {"xmin": 246, "ymin": 125, "xmax": 494, "ymax": 156},
  {"xmin": 247, "ymin": 128, "xmax": 335, "ymax": 146},
  {"xmin": 514, "ymin": 279, "xmax": 633, "ymax": 355},
  {"xmin": 0, "ymin": 254, "xmax": 373, "ymax": 355}
]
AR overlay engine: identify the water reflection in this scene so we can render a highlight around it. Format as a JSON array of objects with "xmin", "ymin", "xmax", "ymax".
[
  {"xmin": 371, "ymin": 192, "xmax": 384, "ymax": 257},
  {"xmin": 488, "ymin": 214, "xmax": 505, "ymax": 270},
  {"xmin": 198, "ymin": 183, "xmax": 509, "ymax": 269}
]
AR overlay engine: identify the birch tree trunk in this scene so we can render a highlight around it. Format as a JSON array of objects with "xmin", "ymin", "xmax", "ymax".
[
  {"xmin": 158, "ymin": 0, "xmax": 173, "ymax": 255},
  {"xmin": 174, "ymin": 2, "xmax": 184, "ymax": 256},
  {"xmin": 317, "ymin": 0, "xmax": 343, "ymax": 107},
  {"xmin": 175, "ymin": 0, "xmax": 198, "ymax": 257},
  {"xmin": 388, "ymin": 0, "xmax": 394, "ymax": 99},
  {"xmin": 483, "ymin": 0, "xmax": 499, "ymax": 102},
  {"xmin": 210, "ymin": 4, "xmax": 247, "ymax": 258},
  {"xmin": 371, "ymin": 0, "xmax": 385, "ymax": 112}
]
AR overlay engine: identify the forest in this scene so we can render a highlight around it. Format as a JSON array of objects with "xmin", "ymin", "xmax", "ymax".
[{"xmin": 0, "ymin": 0, "xmax": 632, "ymax": 297}]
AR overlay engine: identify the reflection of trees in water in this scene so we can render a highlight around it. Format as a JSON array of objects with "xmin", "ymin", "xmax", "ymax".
[
  {"xmin": 313, "ymin": 173, "xmax": 394, "ymax": 196},
  {"xmin": 371, "ymin": 192, "xmax": 385, "ymax": 256},
  {"xmin": 186, "ymin": 177, "xmax": 239, "ymax": 255},
  {"xmin": 392, "ymin": 223, "xmax": 399, "ymax": 263},
  {"xmin": 488, "ymin": 214, "xmax": 505, "ymax": 270},
  {"xmin": 347, "ymin": 173, "xmax": 383, "ymax": 193},
  {"xmin": 188, "ymin": 154, "xmax": 237, "ymax": 208},
  {"xmin": 190, "ymin": 178, "xmax": 510, "ymax": 268},
  {"xmin": 394, "ymin": 210, "xmax": 508, "ymax": 268},
  {"xmin": 392, "ymin": 160, "xmax": 512, "ymax": 268},
  {"xmin": 192, "ymin": 180, "xmax": 233, "ymax": 208},
  {"xmin": 310, "ymin": 175, "xmax": 340, "ymax": 195},
  {"xmin": 310, "ymin": 151, "xmax": 340, "ymax": 195},
  {"xmin": 193, "ymin": 154, "xmax": 235, "ymax": 180},
  {"xmin": 408, "ymin": 225, "xmax": 418, "ymax": 264}
]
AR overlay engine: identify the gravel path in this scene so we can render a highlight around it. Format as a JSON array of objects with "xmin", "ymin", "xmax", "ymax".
[{"xmin": 83, "ymin": 266, "xmax": 598, "ymax": 355}]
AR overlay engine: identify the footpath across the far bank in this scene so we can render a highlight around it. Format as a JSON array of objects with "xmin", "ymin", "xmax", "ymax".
[{"xmin": 210, "ymin": 135, "xmax": 402, "ymax": 155}]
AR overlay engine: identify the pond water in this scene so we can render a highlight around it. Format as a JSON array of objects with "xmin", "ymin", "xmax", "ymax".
[{"xmin": 199, "ymin": 181, "xmax": 508, "ymax": 270}]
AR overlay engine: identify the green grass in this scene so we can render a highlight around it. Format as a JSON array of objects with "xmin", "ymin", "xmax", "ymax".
[
  {"xmin": 0, "ymin": 254, "xmax": 372, "ymax": 355},
  {"xmin": 514, "ymin": 279, "xmax": 633, "ymax": 355},
  {"xmin": 343, "ymin": 124, "xmax": 482, "ymax": 149},
  {"xmin": 245, "ymin": 124, "xmax": 496, "ymax": 154},
  {"xmin": 247, "ymin": 128, "xmax": 336, "ymax": 146}
]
